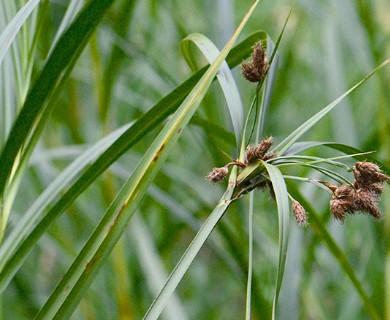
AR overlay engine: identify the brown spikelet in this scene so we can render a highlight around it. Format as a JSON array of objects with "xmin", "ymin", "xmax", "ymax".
[
  {"xmin": 330, "ymin": 185, "xmax": 356, "ymax": 222},
  {"xmin": 245, "ymin": 144, "xmax": 258, "ymax": 163},
  {"xmin": 205, "ymin": 167, "xmax": 228, "ymax": 183},
  {"xmin": 241, "ymin": 62, "xmax": 262, "ymax": 82},
  {"xmin": 353, "ymin": 161, "xmax": 389, "ymax": 193},
  {"xmin": 245, "ymin": 137, "xmax": 274, "ymax": 163},
  {"xmin": 292, "ymin": 200, "xmax": 308, "ymax": 227},
  {"xmin": 241, "ymin": 42, "xmax": 269, "ymax": 83},
  {"xmin": 252, "ymin": 43, "xmax": 267, "ymax": 71},
  {"xmin": 329, "ymin": 183, "xmax": 383, "ymax": 222},
  {"xmin": 353, "ymin": 189, "xmax": 382, "ymax": 219}
]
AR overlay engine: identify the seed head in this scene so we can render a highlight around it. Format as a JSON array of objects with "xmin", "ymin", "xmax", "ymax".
[
  {"xmin": 245, "ymin": 137, "xmax": 274, "ymax": 163},
  {"xmin": 330, "ymin": 185, "xmax": 356, "ymax": 222},
  {"xmin": 353, "ymin": 161, "xmax": 389, "ymax": 193},
  {"xmin": 241, "ymin": 42, "xmax": 269, "ymax": 83},
  {"xmin": 329, "ymin": 183, "xmax": 383, "ymax": 222},
  {"xmin": 292, "ymin": 200, "xmax": 308, "ymax": 227},
  {"xmin": 333, "ymin": 184, "xmax": 354, "ymax": 199},
  {"xmin": 354, "ymin": 189, "xmax": 381, "ymax": 219},
  {"xmin": 205, "ymin": 166, "xmax": 228, "ymax": 183},
  {"xmin": 245, "ymin": 145, "xmax": 258, "ymax": 163}
]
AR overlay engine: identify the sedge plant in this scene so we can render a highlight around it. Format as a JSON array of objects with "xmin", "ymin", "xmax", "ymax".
[{"xmin": 0, "ymin": 0, "xmax": 389, "ymax": 319}]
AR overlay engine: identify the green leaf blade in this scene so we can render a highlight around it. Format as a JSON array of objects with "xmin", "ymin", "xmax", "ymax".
[
  {"xmin": 275, "ymin": 60, "xmax": 390, "ymax": 156},
  {"xmin": 35, "ymin": 2, "xmax": 260, "ymax": 318},
  {"xmin": 181, "ymin": 32, "xmax": 247, "ymax": 146},
  {"xmin": 262, "ymin": 162, "xmax": 290, "ymax": 319},
  {"xmin": 0, "ymin": 31, "xmax": 268, "ymax": 295},
  {"xmin": 0, "ymin": 0, "xmax": 116, "ymax": 197}
]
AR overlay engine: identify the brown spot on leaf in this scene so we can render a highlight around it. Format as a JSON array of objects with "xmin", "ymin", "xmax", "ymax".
[{"xmin": 153, "ymin": 143, "xmax": 166, "ymax": 162}]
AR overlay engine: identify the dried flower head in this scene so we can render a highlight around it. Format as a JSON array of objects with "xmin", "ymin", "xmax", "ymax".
[
  {"xmin": 241, "ymin": 42, "xmax": 269, "ymax": 83},
  {"xmin": 330, "ymin": 185, "xmax": 356, "ymax": 222},
  {"xmin": 353, "ymin": 161, "xmax": 389, "ymax": 193},
  {"xmin": 292, "ymin": 199, "xmax": 308, "ymax": 227},
  {"xmin": 245, "ymin": 137, "xmax": 274, "ymax": 163},
  {"xmin": 354, "ymin": 189, "xmax": 381, "ymax": 219},
  {"xmin": 205, "ymin": 166, "xmax": 228, "ymax": 183},
  {"xmin": 329, "ymin": 183, "xmax": 383, "ymax": 222}
]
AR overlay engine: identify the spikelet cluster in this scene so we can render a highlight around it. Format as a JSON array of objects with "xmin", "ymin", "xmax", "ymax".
[
  {"xmin": 330, "ymin": 162, "xmax": 388, "ymax": 222},
  {"xmin": 241, "ymin": 42, "xmax": 269, "ymax": 83}
]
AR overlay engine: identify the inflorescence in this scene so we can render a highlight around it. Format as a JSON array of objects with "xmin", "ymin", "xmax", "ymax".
[
  {"xmin": 241, "ymin": 42, "xmax": 269, "ymax": 83},
  {"xmin": 206, "ymin": 41, "xmax": 388, "ymax": 227},
  {"xmin": 328, "ymin": 162, "xmax": 388, "ymax": 223},
  {"xmin": 206, "ymin": 137, "xmax": 388, "ymax": 226}
]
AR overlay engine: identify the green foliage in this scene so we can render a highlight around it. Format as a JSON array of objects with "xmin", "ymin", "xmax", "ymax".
[{"xmin": 1, "ymin": 0, "xmax": 389, "ymax": 319}]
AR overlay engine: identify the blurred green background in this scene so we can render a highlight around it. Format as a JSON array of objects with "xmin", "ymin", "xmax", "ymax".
[{"xmin": 1, "ymin": 0, "xmax": 389, "ymax": 319}]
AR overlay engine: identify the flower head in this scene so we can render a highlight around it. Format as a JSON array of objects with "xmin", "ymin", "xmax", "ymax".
[
  {"xmin": 330, "ymin": 185, "xmax": 356, "ymax": 222},
  {"xmin": 292, "ymin": 199, "xmax": 308, "ymax": 227},
  {"xmin": 205, "ymin": 166, "xmax": 228, "ymax": 183},
  {"xmin": 329, "ymin": 183, "xmax": 383, "ymax": 222},
  {"xmin": 241, "ymin": 42, "xmax": 269, "ymax": 83},
  {"xmin": 353, "ymin": 161, "xmax": 389, "ymax": 193},
  {"xmin": 245, "ymin": 137, "xmax": 274, "ymax": 163}
]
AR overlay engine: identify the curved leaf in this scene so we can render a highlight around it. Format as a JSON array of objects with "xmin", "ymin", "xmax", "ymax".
[
  {"xmin": 34, "ymin": 2, "xmax": 260, "ymax": 318},
  {"xmin": 256, "ymin": 34, "xmax": 278, "ymax": 137},
  {"xmin": 282, "ymin": 141, "xmax": 390, "ymax": 178},
  {"xmin": 181, "ymin": 32, "xmax": 248, "ymax": 147},
  {"xmin": 0, "ymin": 31, "xmax": 268, "ymax": 294}
]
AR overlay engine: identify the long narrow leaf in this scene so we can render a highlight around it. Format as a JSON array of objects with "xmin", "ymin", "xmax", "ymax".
[
  {"xmin": 0, "ymin": 32, "xmax": 266, "ymax": 294},
  {"xmin": 0, "ymin": 0, "xmax": 40, "ymax": 66},
  {"xmin": 181, "ymin": 32, "xmax": 250, "ymax": 146},
  {"xmin": 281, "ymin": 141, "xmax": 390, "ymax": 177},
  {"xmin": 0, "ymin": 125, "xmax": 130, "ymax": 272},
  {"xmin": 262, "ymin": 162, "xmax": 290, "ymax": 319},
  {"xmin": 288, "ymin": 182, "xmax": 380, "ymax": 320},
  {"xmin": 35, "ymin": 2, "xmax": 260, "ymax": 318},
  {"xmin": 256, "ymin": 0, "xmax": 296, "ymax": 139},
  {"xmin": 0, "ymin": 0, "xmax": 116, "ymax": 197},
  {"xmin": 275, "ymin": 59, "xmax": 390, "ymax": 156},
  {"xmin": 143, "ymin": 174, "xmax": 237, "ymax": 320},
  {"xmin": 256, "ymin": 34, "xmax": 278, "ymax": 138}
]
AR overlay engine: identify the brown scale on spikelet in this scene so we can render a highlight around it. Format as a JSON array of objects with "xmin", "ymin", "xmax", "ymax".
[
  {"xmin": 330, "ymin": 185, "xmax": 356, "ymax": 222},
  {"xmin": 353, "ymin": 161, "xmax": 389, "ymax": 193},
  {"xmin": 245, "ymin": 137, "xmax": 274, "ymax": 164},
  {"xmin": 353, "ymin": 189, "xmax": 382, "ymax": 219},
  {"xmin": 205, "ymin": 166, "xmax": 228, "ymax": 183},
  {"xmin": 329, "ymin": 182, "xmax": 383, "ymax": 222},
  {"xmin": 241, "ymin": 42, "xmax": 269, "ymax": 83},
  {"xmin": 292, "ymin": 200, "xmax": 308, "ymax": 227}
]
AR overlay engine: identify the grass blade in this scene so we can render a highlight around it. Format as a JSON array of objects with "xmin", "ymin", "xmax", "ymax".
[
  {"xmin": 257, "ymin": 34, "xmax": 278, "ymax": 138},
  {"xmin": 0, "ymin": 125, "xmax": 130, "ymax": 273},
  {"xmin": 0, "ymin": 0, "xmax": 40, "ymax": 67},
  {"xmin": 281, "ymin": 141, "xmax": 390, "ymax": 177},
  {"xmin": 35, "ymin": 2, "xmax": 260, "ymax": 318},
  {"xmin": 275, "ymin": 59, "xmax": 390, "ymax": 156},
  {"xmin": 143, "ymin": 174, "xmax": 237, "ymax": 320},
  {"xmin": 262, "ymin": 162, "xmax": 290, "ymax": 319},
  {"xmin": 0, "ymin": 31, "xmax": 267, "ymax": 294},
  {"xmin": 181, "ymin": 32, "xmax": 251, "ymax": 146},
  {"xmin": 245, "ymin": 194, "xmax": 254, "ymax": 320},
  {"xmin": 288, "ymin": 182, "xmax": 381, "ymax": 320},
  {"xmin": 0, "ymin": 0, "xmax": 116, "ymax": 197}
]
